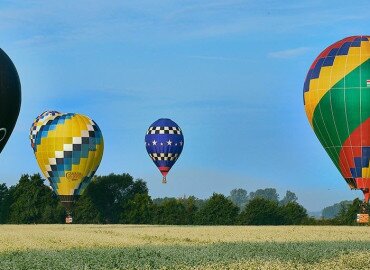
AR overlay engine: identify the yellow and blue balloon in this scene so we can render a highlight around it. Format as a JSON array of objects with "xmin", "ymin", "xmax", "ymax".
[{"xmin": 30, "ymin": 111, "xmax": 104, "ymax": 211}]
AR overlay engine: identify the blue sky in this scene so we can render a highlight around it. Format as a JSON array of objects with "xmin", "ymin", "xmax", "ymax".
[{"xmin": 1, "ymin": 0, "xmax": 370, "ymax": 211}]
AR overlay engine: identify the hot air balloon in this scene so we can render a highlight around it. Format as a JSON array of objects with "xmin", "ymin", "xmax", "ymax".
[
  {"xmin": 30, "ymin": 112, "xmax": 104, "ymax": 222},
  {"xmin": 0, "ymin": 49, "xmax": 21, "ymax": 154},
  {"xmin": 303, "ymin": 36, "xmax": 370, "ymax": 221},
  {"xmin": 30, "ymin": 111, "xmax": 61, "ymax": 150},
  {"xmin": 145, "ymin": 118, "xmax": 184, "ymax": 183}
]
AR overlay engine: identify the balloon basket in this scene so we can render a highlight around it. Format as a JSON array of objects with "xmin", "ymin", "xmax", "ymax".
[
  {"xmin": 356, "ymin": 214, "xmax": 369, "ymax": 224},
  {"xmin": 162, "ymin": 177, "xmax": 167, "ymax": 184},
  {"xmin": 65, "ymin": 215, "xmax": 73, "ymax": 224}
]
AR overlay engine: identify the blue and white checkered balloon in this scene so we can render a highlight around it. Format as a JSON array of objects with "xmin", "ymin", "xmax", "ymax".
[{"xmin": 145, "ymin": 118, "xmax": 184, "ymax": 183}]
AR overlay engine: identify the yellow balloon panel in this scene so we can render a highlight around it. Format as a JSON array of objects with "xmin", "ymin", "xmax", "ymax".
[
  {"xmin": 32, "ymin": 113, "xmax": 104, "ymax": 196},
  {"xmin": 303, "ymin": 41, "xmax": 370, "ymax": 125},
  {"xmin": 30, "ymin": 111, "xmax": 61, "ymax": 149}
]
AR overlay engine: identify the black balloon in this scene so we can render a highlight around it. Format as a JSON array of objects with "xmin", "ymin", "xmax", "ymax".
[{"xmin": 0, "ymin": 48, "xmax": 21, "ymax": 154}]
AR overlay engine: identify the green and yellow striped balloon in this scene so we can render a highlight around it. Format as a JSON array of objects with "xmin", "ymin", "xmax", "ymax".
[{"xmin": 304, "ymin": 36, "xmax": 370, "ymax": 203}]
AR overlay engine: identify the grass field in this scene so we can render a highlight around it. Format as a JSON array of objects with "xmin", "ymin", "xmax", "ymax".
[{"xmin": 0, "ymin": 225, "xmax": 369, "ymax": 269}]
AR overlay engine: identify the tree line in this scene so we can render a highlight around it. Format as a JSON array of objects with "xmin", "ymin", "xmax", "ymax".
[{"xmin": 0, "ymin": 173, "xmax": 367, "ymax": 225}]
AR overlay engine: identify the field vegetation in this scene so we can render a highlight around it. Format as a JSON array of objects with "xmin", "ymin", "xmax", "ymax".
[
  {"xmin": 0, "ymin": 225, "xmax": 369, "ymax": 269},
  {"xmin": 1, "ymin": 174, "xmax": 369, "ymax": 268}
]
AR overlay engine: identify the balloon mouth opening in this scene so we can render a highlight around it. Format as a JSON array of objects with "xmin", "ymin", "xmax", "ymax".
[
  {"xmin": 159, "ymin": 167, "xmax": 170, "ymax": 183},
  {"xmin": 59, "ymin": 195, "xmax": 79, "ymax": 213},
  {"xmin": 349, "ymin": 178, "xmax": 370, "ymax": 203},
  {"xmin": 159, "ymin": 166, "xmax": 170, "ymax": 176}
]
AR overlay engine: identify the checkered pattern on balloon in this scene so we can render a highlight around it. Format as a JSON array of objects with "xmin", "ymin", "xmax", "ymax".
[
  {"xmin": 30, "ymin": 111, "xmax": 104, "ymax": 209},
  {"xmin": 145, "ymin": 119, "xmax": 184, "ymax": 183}
]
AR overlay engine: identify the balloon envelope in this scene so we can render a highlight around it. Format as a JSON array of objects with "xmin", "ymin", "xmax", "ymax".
[
  {"xmin": 31, "ymin": 112, "xmax": 104, "ymax": 209},
  {"xmin": 30, "ymin": 111, "xmax": 61, "ymax": 150},
  {"xmin": 145, "ymin": 118, "xmax": 184, "ymax": 183},
  {"xmin": 303, "ymin": 36, "xmax": 370, "ymax": 202},
  {"xmin": 0, "ymin": 49, "xmax": 21, "ymax": 154}
]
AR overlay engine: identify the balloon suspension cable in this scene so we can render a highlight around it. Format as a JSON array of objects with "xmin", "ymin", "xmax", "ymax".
[
  {"xmin": 162, "ymin": 176, "xmax": 167, "ymax": 184},
  {"xmin": 360, "ymin": 198, "xmax": 369, "ymax": 214},
  {"xmin": 65, "ymin": 209, "xmax": 73, "ymax": 224},
  {"xmin": 64, "ymin": 203, "xmax": 74, "ymax": 224}
]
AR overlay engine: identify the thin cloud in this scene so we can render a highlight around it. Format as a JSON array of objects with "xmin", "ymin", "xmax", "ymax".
[
  {"xmin": 14, "ymin": 35, "xmax": 53, "ymax": 46},
  {"xmin": 187, "ymin": 55, "xmax": 245, "ymax": 61},
  {"xmin": 268, "ymin": 47, "xmax": 311, "ymax": 59},
  {"xmin": 0, "ymin": 1, "xmax": 368, "ymax": 48}
]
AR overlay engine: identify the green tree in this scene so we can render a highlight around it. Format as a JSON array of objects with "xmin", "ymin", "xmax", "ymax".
[
  {"xmin": 153, "ymin": 198, "xmax": 187, "ymax": 225},
  {"xmin": 152, "ymin": 196, "xmax": 199, "ymax": 225},
  {"xmin": 152, "ymin": 197, "xmax": 174, "ymax": 205},
  {"xmin": 249, "ymin": 188, "xmax": 279, "ymax": 202},
  {"xmin": 8, "ymin": 174, "xmax": 64, "ymax": 224},
  {"xmin": 82, "ymin": 174, "xmax": 131, "ymax": 223},
  {"xmin": 74, "ymin": 196, "xmax": 102, "ymax": 224},
  {"xmin": 122, "ymin": 193, "xmax": 153, "ymax": 224},
  {"xmin": 280, "ymin": 202, "xmax": 308, "ymax": 225},
  {"xmin": 322, "ymin": 200, "xmax": 352, "ymax": 219},
  {"xmin": 280, "ymin": 190, "xmax": 298, "ymax": 205},
  {"xmin": 229, "ymin": 188, "xmax": 248, "ymax": 209},
  {"xmin": 238, "ymin": 197, "xmax": 283, "ymax": 225},
  {"xmin": 0, "ymin": 183, "xmax": 12, "ymax": 223},
  {"xmin": 196, "ymin": 193, "xmax": 239, "ymax": 225},
  {"xmin": 75, "ymin": 174, "xmax": 149, "ymax": 224},
  {"xmin": 181, "ymin": 196, "xmax": 198, "ymax": 224},
  {"xmin": 334, "ymin": 198, "xmax": 366, "ymax": 225}
]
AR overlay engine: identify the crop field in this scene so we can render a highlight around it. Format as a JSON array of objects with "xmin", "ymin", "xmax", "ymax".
[{"xmin": 0, "ymin": 225, "xmax": 369, "ymax": 269}]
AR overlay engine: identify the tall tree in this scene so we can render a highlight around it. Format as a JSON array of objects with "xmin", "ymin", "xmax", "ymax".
[
  {"xmin": 322, "ymin": 200, "xmax": 352, "ymax": 219},
  {"xmin": 280, "ymin": 190, "xmax": 298, "ymax": 205},
  {"xmin": 181, "ymin": 196, "xmax": 198, "ymax": 224},
  {"xmin": 153, "ymin": 198, "xmax": 187, "ymax": 225},
  {"xmin": 0, "ymin": 183, "xmax": 11, "ymax": 223},
  {"xmin": 238, "ymin": 197, "xmax": 283, "ymax": 225},
  {"xmin": 249, "ymin": 188, "xmax": 279, "ymax": 202},
  {"xmin": 73, "ymin": 196, "xmax": 102, "ymax": 224},
  {"xmin": 152, "ymin": 196, "xmax": 199, "ymax": 225},
  {"xmin": 122, "ymin": 193, "xmax": 153, "ymax": 224},
  {"xmin": 153, "ymin": 197, "xmax": 172, "ymax": 205},
  {"xmin": 334, "ymin": 198, "xmax": 366, "ymax": 225},
  {"xmin": 196, "ymin": 193, "xmax": 239, "ymax": 225},
  {"xmin": 8, "ymin": 174, "xmax": 64, "ymax": 224},
  {"xmin": 280, "ymin": 202, "xmax": 308, "ymax": 225},
  {"xmin": 229, "ymin": 188, "xmax": 248, "ymax": 209},
  {"xmin": 74, "ymin": 174, "xmax": 149, "ymax": 224}
]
